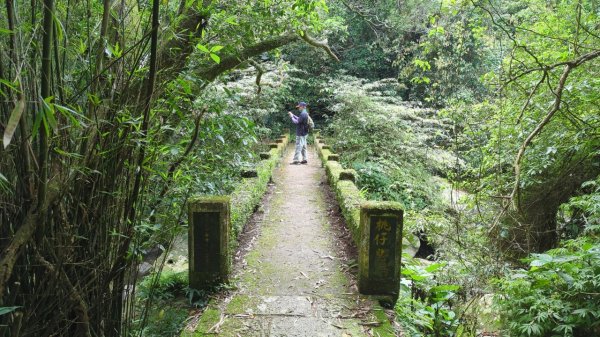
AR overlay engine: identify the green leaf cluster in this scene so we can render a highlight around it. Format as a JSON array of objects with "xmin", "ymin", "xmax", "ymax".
[
  {"xmin": 397, "ymin": 258, "xmax": 465, "ymax": 336},
  {"xmin": 495, "ymin": 238, "xmax": 600, "ymax": 337}
]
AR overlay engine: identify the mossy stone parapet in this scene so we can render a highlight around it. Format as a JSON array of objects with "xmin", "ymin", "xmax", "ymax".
[
  {"xmin": 240, "ymin": 169, "xmax": 258, "ymax": 178},
  {"xmin": 188, "ymin": 196, "xmax": 231, "ymax": 289},
  {"xmin": 269, "ymin": 143, "xmax": 279, "ymax": 149},
  {"xmin": 335, "ymin": 180, "xmax": 364, "ymax": 242},
  {"xmin": 275, "ymin": 138, "xmax": 284, "ymax": 143},
  {"xmin": 325, "ymin": 161, "xmax": 343, "ymax": 184},
  {"xmin": 339, "ymin": 169, "xmax": 357, "ymax": 183},
  {"xmin": 188, "ymin": 138, "xmax": 287, "ymax": 290},
  {"xmin": 315, "ymin": 136, "xmax": 404, "ymax": 303},
  {"xmin": 358, "ymin": 201, "xmax": 403, "ymax": 300},
  {"xmin": 318, "ymin": 146, "xmax": 332, "ymax": 164}
]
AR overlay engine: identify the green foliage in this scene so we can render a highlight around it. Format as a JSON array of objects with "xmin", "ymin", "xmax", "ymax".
[
  {"xmin": 230, "ymin": 142, "xmax": 286, "ymax": 239},
  {"xmin": 137, "ymin": 271, "xmax": 189, "ymax": 302},
  {"xmin": 397, "ymin": 258, "xmax": 466, "ymax": 337},
  {"xmin": 323, "ymin": 77, "xmax": 454, "ymax": 222},
  {"xmin": 134, "ymin": 271, "xmax": 195, "ymax": 337},
  {"xmin": 558, "ymin": 177, "xmax": 600, "ymax": 237},
  {"xmin": 395, "ymin": 1, "xmax": 491, "ymax": 106},
  {"xmin": 495, "ymin": 237, "xmax": 600, "ymax": 337}
]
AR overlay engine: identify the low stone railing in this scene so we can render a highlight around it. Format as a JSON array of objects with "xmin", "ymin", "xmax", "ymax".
[
  {"xmin": 187, "ymin": 134, "xmax": 288, "ymax": 289},
  {"xmin": 314, "ymin": 134, "xmax": 404, "ymax": 300}
]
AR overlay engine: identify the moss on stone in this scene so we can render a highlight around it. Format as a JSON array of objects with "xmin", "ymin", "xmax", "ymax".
[
  {"xmin": 188, "ymin": 141, "xmax": 285, "ymax": 288},
  {"xmin": 320, "ymin": 148, "xmax": 332, "ymax": 163},
  {"xmin": 361, "ymin": 200, "xmax": 404, "ymax": 212},
  {"xmin": 339, "ymin": 169, "xmax": 356, "ymax": 182},
  {"xmin": 187, "ymin": 195, "xmax": 230, "ymax": 205},
  {"xmin": 191, "ymin": 307, "xmax": 221, "ymax": 336},
  {"xmin": 225, "ymin": 294, "xmax": 258, "ymax": 314},
  {"xmin": 336, "ymin": 181, "xmax": 364, "ymax": 244},
  {"xmin": 240, "ymin": 169, "xmax": 258, "ymax": 178},
  {"xmin": 314, "ymin": 137, "xmax": 365, "ymax": 245},
  {"xmin": 325, "ymin": 161, "xmax": 344, "ymax": 184},
  {"xmin": 370, "ymin": 307, "xmax": 397, "ymax": 337}
]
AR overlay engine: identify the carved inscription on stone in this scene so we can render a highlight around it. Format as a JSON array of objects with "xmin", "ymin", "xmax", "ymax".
[
  {"xmin": 368, "ymin": 216, "xmax": 397, "ymax": 281},
  {"xmin": 193, "ymin": 212, "xmax": 220, "ymax": 272}
]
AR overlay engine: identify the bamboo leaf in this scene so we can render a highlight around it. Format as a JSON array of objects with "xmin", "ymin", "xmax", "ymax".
[
  {"xmin": 32, "ymin": 109, "xmax": 43, "ymax": 139},
  {"xmin": 3, "ymin": 96, "xmax": 26, "ymax": 149},
  {"xmin": 0, "ymin": 172, "xmax": 11, "ymax": 194},
  {"xmin": 0, "ymin": 78, "xmax": 19, "ymax": 98},
  {"xmin": 54, "ymin": 103, "xmax": 89, "ymax": 127},
  {"xmin": 0, "ymin": 306, "xmax": 20, "ymax": 316},
  {"xmin": 41, "ymin": 96, "xmax": 57, "ymax": 135},
  {"xmin": 52, "ymin": 14, "xmax": 65, "ymax": 42}
]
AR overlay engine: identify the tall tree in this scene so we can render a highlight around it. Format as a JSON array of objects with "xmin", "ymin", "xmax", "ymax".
[{"xmin": 0, "ymin": 0, "xmax": 337, "ymax": 335}]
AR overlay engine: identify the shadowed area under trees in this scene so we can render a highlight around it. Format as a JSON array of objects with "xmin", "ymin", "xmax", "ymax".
[{"xmin": 1, "ymin": 0, "xmax": 599, "ymax": 336}]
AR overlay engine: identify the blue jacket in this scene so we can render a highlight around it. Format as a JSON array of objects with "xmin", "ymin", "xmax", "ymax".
[{"xmin": 290, "ymin": 109, "xmax": 309, "ymax": 136}]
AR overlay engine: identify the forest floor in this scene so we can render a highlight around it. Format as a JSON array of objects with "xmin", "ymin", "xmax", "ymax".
[{"xmin": 181, "ymin": 144, "xmax": 398, "ymax": 337}]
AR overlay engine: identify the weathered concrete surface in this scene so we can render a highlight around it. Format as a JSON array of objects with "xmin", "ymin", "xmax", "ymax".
[{"xmin": 183, "ymin": 145, "xmax": 396, "ymax": 337}]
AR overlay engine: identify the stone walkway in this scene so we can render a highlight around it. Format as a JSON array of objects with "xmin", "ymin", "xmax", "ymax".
[{"xmin": 184, "ymin": 144, "xmax": 395, "ymax": 337}]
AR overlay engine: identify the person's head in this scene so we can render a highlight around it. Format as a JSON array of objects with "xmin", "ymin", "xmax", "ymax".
[{"xmin": 296, "ymin": 101, "xmax": 307, "ymax": 110}]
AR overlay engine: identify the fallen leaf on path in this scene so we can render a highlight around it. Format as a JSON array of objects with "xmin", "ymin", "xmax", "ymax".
[
  {"xmin": 233, "ymin": 313, "xmax": 254, "ymax": 318},
  {"xmin": 320, "ymin": 255, "xmax": 335, "ymax": 260},
  {"xmin": 314, "ymin": 279, "xmax": 326, "ymax": 288},
  {"xmin": 300, "ymin": 271, "xmax": 309, "ymax": 279},
  {"xmin": 359, "ymin": 321, "xmax": 382, "ymax": 327},
  {"xmin": 331, "ymin": 322, "xmax": 344, "ymax": 329}
]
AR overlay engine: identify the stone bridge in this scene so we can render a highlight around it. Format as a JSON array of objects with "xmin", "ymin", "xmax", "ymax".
[{"xmin": 182, "ymin": 134, "xmax": 403, "ymax": 336}]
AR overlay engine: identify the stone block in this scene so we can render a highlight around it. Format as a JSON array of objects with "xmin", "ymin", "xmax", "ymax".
[
  {"xmin": 241, "ymin": 169, "xmax": 258, "ymax": 178},
  {"xmin": 188, "ymin": 196, "xmax": 231, "ymax": 289},
  {"xmin": 358, "ymin": 201, "xmax": 403, "ymax": 301},
  {"xmin": 327, "ymin": 154, "xmax": 340, "ymax": 161},
  {"xmin": 339, "ymin": 169, "xmax": 356, "ymax": 183},
  {"xmin": 269, "ymin": 143, "xmax": 278, "ymax": 149},
  {"xmin": 259, "ymin": 152, "xmax": 271, "ymax": 160}
]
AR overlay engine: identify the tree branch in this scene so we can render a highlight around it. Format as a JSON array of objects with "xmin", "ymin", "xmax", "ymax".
[
  {"xmin": 509, "ymin": 50, "xmax": 600, "ymax": 209},
  {"xmin": 197, "ymin": 31, "xmax": 340, "ymax": 82},
  {"xmin": 300, "ymin": 32, "xmax": 340, "ymax": 62},
  {"xmin": 197, "ymin": 34, "xmax": 299, "ymax": 81},
  {"xmin": 248, "ymin": 59, "xmax": 264, "ymax": 94}
]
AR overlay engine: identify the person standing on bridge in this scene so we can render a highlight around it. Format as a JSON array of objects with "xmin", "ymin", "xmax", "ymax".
[{"xmin": 288, "ymin": 101, "xmax": 309, "ymax": 165}]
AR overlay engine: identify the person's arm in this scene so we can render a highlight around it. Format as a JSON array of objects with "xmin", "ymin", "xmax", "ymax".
[{"xmin": 288, "ymin": 111, "xmax": 299, "ymax": 124}]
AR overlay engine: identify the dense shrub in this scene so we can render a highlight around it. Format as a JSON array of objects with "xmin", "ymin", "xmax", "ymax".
[{"xmin": 495, "ymin": 238, "xmax": 600, "ymax": 337}]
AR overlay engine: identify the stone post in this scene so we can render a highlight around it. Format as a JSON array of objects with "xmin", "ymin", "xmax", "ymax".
[
  {"xmin": 188, "ymin": 196, "xmax": 231, "ymax": 289},
  {"xmin": 358, "ymin": 201, "xmax": 403, "ymax": 300}
]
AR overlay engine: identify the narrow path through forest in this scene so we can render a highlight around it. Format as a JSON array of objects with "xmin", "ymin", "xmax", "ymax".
[{"xmin": 185, "ymin": 144, "xmax": 395, "ymax": 337}]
